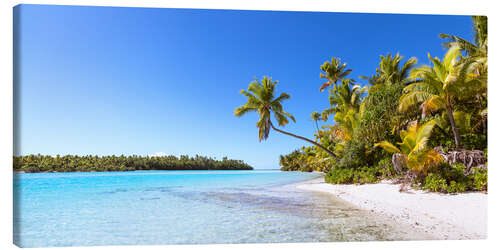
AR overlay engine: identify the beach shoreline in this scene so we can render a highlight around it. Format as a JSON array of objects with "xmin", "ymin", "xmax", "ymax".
[{"xmin": 295, "ymin": 177, "xmax": 487, "ymax": 240}]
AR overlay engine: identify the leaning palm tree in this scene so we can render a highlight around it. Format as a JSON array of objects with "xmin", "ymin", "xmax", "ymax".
[
  {"xmin": 399, "ymin": 46, "xmax": 483, "ymax": 148},
  {"xmin": 319, "ymin": 57, "xmax": 353, "ymax": 92},
  {"xmin": 235, "ymin": 76, "xmax": 336, "ymax": 158}
]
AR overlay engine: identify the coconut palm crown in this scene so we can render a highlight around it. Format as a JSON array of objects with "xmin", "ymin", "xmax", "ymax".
[
  {"xmin": 319, "ymin": 57, "xmax": 353, "ymax": 92},
  {"xmin": 439, "ymin": 16, "xmax": 487, "ymax": 58},
  {"xmin": 310, "ymin": 111, "xmax": 321, "ymax": 133},
  {"xmin": 360, "ymin": 53, "xmax": 417, "ymax": 86},
  {"xmin": 398, "ymin": 46, "xmax": 483, "ymax": 148},
  {"xmin": 235, "ymin": 76, "xmax": 337, "ymax": 158},
  {"xmin": 234, "ymin": 77, "xmax": 295, "ymax": 141}
]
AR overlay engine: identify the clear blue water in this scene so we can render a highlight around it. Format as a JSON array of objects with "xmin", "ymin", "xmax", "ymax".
[{"xmin": 14, "ymin": 170, "xmax": 431, "ymax": 247}]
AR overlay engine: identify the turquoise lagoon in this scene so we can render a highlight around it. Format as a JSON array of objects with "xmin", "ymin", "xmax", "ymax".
[{"xmin": 13, "ymin": 170, "xmax": 431, "ymax": 247}]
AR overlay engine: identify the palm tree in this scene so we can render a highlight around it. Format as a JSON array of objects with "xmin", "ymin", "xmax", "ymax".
[
  {"xmin": 399, "ymin": 46, "xmax": 483, "ymax": 148},
  {"xmin": 235, "ymin": 76, "xmax": 337, "ymax": 158},
  {"xmin": 322, "ymin": 79, "xmax": 365, "ymax": 118},
  {"xmin": 360, "ymin": 53, "xmax": 417, "ymax": 86},
  {"xmin": 375, "ymin": 120, "xmax": 443, "ymax": 175},
  {"xmin": 309, "ymin": 111, "xmax": 321, "ymax": 133},
  {"xmin": 319, "ymin": 57, "xmax": 353, "ymax": 92},
  {"xmin": 439, "ymin": 16, "xmax": 487, "ymax": 85},
  {"xmin": 321, "ymin": 79, "xmax": 367, "ymax": 140},
  {"xmin": 440, "ymin": 16, "xmax": 487, "ymax": 59},
  {"xmin": 440, "ymin": 16, "xmax": 488, "ymax": 121}
]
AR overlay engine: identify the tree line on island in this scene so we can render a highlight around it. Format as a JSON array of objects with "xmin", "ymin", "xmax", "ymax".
[
  {"xmin": 234, "ymin": 16, "xmax": 487, "ymax": 193},
  {"xmin": 13, "ymin": 154, "xmax": 253, "ymax": 173}
]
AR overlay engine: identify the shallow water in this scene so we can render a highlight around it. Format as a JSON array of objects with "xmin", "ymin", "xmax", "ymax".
[{"xmin": 13, "ymin": 170, "xmax": 432, "ymax": 247}]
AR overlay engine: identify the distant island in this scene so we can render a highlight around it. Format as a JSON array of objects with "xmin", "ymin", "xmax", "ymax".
[{"xmin": 13, "ymin": 154, "xmax": 253, "ymax": 173}]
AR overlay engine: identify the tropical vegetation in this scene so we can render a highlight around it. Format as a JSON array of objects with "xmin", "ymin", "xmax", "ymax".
[
  {"xmin": 13, "ymin": 154, "xmax": 253, "ymax": 173},
  {"xmin": 236, "ymin": 16, "xmax": 487, "ymax": 193},
  {"xmin": 374, "ymin": 120, "xmax": 443, "ymax": 176}
]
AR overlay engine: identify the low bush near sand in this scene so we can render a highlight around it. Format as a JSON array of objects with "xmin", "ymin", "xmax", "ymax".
[
  {"xmin": 325, "ymin": 158, "xmax": 397, "ymax": 185},
  {"xmin": 325, "ymin": 167, "xmax": 377, "ymax": 184},
  {"xmin": 323, "ymin": 159, "xmax": 487, "ymax": 193},
  {"xmin": 420, "ymin": 163, "xmax": 487, "ymax": 193}
]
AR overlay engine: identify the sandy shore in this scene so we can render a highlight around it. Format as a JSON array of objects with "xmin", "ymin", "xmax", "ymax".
[{"xmin": 296, "ymin": 178, "xmax": 487, "ymax": 240}]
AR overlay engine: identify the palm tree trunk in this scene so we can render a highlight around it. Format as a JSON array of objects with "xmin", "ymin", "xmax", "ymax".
[
  {"xmin": 269, "ymin": 121, "xmax": 337, "ymax": 158},
  {"xmin": 446, "ymin": 105, "xmax": 461, "ymax": 149}
]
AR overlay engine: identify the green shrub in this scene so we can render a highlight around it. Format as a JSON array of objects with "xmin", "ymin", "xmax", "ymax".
[
  {"xmin": 326, "ymin": 166, "xmax": 380, "ymax": 185},
  {"xmin": 338, "ymin": 140, "xmax": 372, "ymax": 169},
  {"xmin": 353, "ymin": 167, "xmax": 379, "ymax": 183},
  {"xmin": 423, "ymin": 173, "xmax": 448, "ymax": 192},
  {"xmin": 448, "ymin": 180, "xmax": 467, "ymax": 193},
  {"xmin": 356, "ymin": 82, "xmax": 419, "ymax": 147},
  {"xmin": 325, "ymin": 167, "xmax": 354, "ymax": 184},
  {"xmin": 428, "ymin": 132, "xmax": 486, "ymax": 154},
  {"xmin": 421, "ymin": 163, "xmax": 487, "ymax": 193},
  {"xmin": 470, "ymin": 167, "xmax": 488, "ymax": 191},
  {"xmin": 325, "ymin": 156, "xmax": 400, "ymax": 185},
  {"xmin": 375, "ymin": 157, "xmax": 397, "ymax": 178},
  {"xmin": 461, "ymin": 134, "xmax": 487, "ymax": 151}
]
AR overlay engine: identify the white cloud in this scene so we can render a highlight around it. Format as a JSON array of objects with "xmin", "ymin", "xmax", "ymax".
[{"xmin": 148, "ymin": 152, "xmax": 167, "ymax": 157}]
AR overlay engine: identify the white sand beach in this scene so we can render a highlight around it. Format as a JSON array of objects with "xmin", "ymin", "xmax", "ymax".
[{"xmin": 296, "ymin": 178, "xmax": 487, "ymax": 240}]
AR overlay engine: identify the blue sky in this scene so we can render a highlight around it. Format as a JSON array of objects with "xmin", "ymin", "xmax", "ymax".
[{"xmin": 14, "ymin": 4, "xmax": 473, "ymax": 168}]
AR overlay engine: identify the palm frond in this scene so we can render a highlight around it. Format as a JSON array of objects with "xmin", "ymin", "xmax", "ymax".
[
  {"xmin": 374, "ymin": 141, "xmax": 401, "ymax": 154},
  {"xmin": 234, "ymin": 104, "xmax": 259, "ymax": 117},
  {"xmin": 399, "ymin": 91, "xmax": 437, "ymax": 112},
  {"xmin": 414, "ymin": 120, "xmax": 436, "ymax": 151},
  {"xmin": 273, "ymin": 112, "xmax": 289, "ymax": 126},
  {"xmin": 272, "ymin": 93, "xmax": 291, "ymax": 105},
  {"xmin": 421, "ymin": 96, "xmax": 446, "ymax": 116},
  {"xmin": 439, "ymin": 33, "xmax": 479, "ymax": 56}
]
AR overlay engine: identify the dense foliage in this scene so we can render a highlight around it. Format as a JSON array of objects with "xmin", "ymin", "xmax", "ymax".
[
  {"xmin": 419, "ymin": 163, "xmax": 487, "ymax": 193},
  {"xmin": 356, "ymin": 81, "xmax": 418, "ymax": 147},
  {"xmin": 13, "ymin": 154, "xmax": 253, "ymax": 173},
  {"xmin": 275, "ymin": 16, "xmax": 487, "ymax": 193},
  {"xmin": 325, "ymin": 157, "xmax": 396, "ymax": 185}
]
